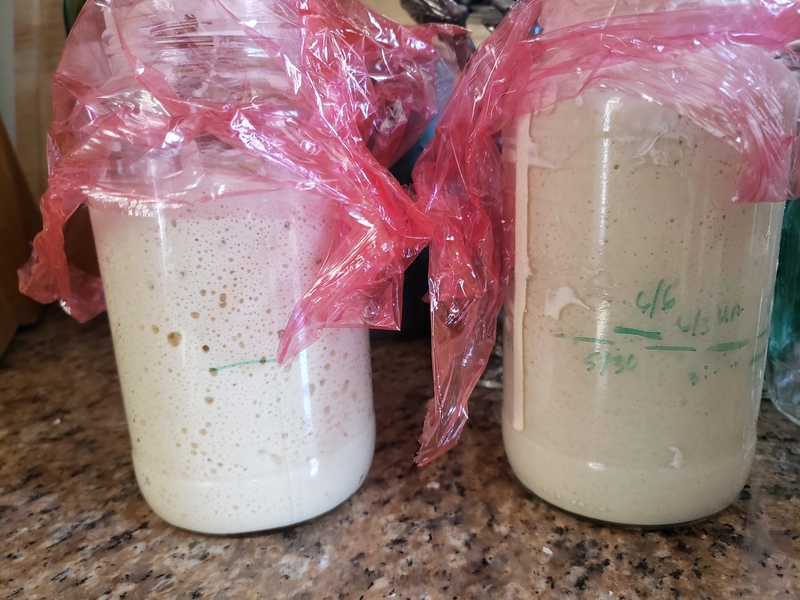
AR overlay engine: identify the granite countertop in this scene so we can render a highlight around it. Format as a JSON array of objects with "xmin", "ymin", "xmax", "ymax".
[{"xmin": 1, "ymin": 307, "xmax": 798, "ymax": 599}]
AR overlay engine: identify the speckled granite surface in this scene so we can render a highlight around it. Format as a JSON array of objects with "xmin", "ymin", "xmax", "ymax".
[{"xmin": 1, "ymin": 307, "xmax": 798, "ymax": 599}]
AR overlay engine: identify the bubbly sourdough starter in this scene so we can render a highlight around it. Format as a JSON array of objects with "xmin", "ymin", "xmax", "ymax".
[
  {"xmin": 502, "ymin": 89, "xmax": 784, "ymax": 525},
  {"xmin": 90, "ymin": 195, "xmax": 375, "ymax": 533}
]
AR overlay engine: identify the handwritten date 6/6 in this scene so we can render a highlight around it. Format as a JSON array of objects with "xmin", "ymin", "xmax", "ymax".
[{"xmin": 584, "ymin": 351, "xmax": 637, "ymax": 375}]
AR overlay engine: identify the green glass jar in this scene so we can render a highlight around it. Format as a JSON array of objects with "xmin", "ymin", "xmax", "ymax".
[{"xmin": 766, "ymin": 199, "xmax": 800, "ymax": 425}]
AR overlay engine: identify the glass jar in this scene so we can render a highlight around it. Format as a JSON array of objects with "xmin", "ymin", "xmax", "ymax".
[
  {"xmin": 73, "ymin": 3, "xmax": 378, "ymax": 535},
  {"xmin": 501, "ymin": 0, "xmax": 794, "ymax": 526},
  {"xmin": 766, "ymin": 198, "xmax": 800, "ymax": 425}
]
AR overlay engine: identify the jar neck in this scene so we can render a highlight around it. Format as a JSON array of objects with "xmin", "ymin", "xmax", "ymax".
[{"xmin": 539, "ymin": 0, "xmax": 751, "ymax": 30}]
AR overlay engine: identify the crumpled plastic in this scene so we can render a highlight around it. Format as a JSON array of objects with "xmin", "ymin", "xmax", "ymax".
[
  {"xmin": 412, "ymin": 0, "xmax": 800, "ymax": 465},
  {"xmin": 19, "ymin": 0, "xmax": 466, "ymax": 362}
]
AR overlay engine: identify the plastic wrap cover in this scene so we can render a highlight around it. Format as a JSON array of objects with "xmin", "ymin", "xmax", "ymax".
[
  {"xmin": 19, "ymin": 0, "xmax": 465, "ymax": 363},
  {"xmin": 412, "ymin": 0, "xmax": 800, "ymax": 465}
]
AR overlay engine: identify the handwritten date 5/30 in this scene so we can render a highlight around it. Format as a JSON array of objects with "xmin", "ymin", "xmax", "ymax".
[{"xmin": 584, "ymin": 351, "xmax": 638, "ymax": 376}]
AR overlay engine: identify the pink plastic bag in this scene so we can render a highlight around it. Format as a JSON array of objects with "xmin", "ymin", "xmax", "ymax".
[
  {"xmin": 413, "ymin": 0, "xmax": 800, "ymax": 465},
  {"xmin": 19, "ymin": 0, "xmax": 465, "ymax": 361}
]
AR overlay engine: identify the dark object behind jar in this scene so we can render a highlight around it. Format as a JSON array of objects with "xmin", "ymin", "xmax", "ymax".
[{"xmin": 400, "ymin": 0, "xmax": 516, "ymax": 29}]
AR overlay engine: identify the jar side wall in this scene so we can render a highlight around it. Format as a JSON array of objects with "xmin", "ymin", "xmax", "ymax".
[
  {"xmin": 502, "ymin": 89, "xmax": 783, "ymax": 526},
  {"xmin": 88, "ymin": 193, "xmax": 375, "ymax": 533}
]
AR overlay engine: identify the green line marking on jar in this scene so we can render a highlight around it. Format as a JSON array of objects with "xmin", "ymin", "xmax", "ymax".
[
  {"xmin": 706, "ymin": 340, "xmax": 749, "ymax": 352},
  {"xmin": 613, "ymin": 326, "xmax": 662, "ymax": 340},
  {"xmin": 757, "ymin": 327, "xmax": 770, "ymax": 339},
  {"xmin": 573, "ymin": 337, "xmax": 615, "ymax": 345},
  {"xmin": 749, "ymin": 348, "xmax": 767, "ymax": 365},
  {"xmin": 554, "ymin": 333, "xmax": 567, "ymax": 338},
  {"xmin": 645, "ymin": 345, "xmax": 697, "ymax": 352},
  {"xmin": 208, "ymin": 356, "xmax": 276, "ymax": 373}
]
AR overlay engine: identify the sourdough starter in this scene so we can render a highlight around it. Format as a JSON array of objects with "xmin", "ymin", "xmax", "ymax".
[
  {"xmin": 89, "ymin": 194, "xmax": 375, "ymax": 533},
  {"xmin": 502, "ymin": 89, "xmax": 784, "ymax": 525}
]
